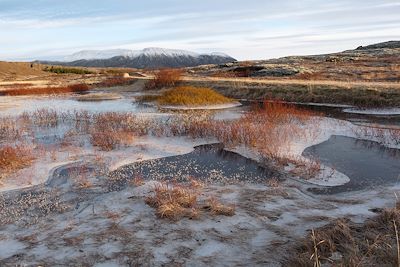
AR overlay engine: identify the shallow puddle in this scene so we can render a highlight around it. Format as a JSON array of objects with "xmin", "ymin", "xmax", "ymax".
[{"xmin": 304, "ymin": 135, "xmax": 400, "ymax": 194}]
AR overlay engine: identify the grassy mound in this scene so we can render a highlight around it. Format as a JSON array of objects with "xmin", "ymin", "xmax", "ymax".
[{"xmin": 156, "ymin": 86, "xmax": 233, "ymax": 106}]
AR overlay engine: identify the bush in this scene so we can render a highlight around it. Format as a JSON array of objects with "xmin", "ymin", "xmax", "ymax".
[
  {"xmin": 145, "ymin": 69, "xmax": 183, "ymax": 89},
  {"xmin": 156, "ymin": 86, "xmax": 234, "ymax": 106}
]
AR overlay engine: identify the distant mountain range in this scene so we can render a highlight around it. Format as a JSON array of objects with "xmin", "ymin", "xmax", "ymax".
[{"xmin": 38, "ymin": 47, "xmax": 236, "ymax": 69}]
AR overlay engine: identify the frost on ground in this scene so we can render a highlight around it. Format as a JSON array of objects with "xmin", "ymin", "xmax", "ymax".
[
  {"xmin": 1, "ymin": 176, "xmax": 398, "ymax": 266},
  {"xmin": 0, "ymin": 136, "xmax": 216, "ymax": 192},
  {"xmin": 159, "ymin": 102, "xmax": 242, "ymax": 110},
  {"xmin": 343, "ymin": 107, "xmax": 400, "ymax": 115}
]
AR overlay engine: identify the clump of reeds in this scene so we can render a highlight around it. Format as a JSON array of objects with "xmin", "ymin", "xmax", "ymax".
[
  {"xmin": 287, "ymin": 204, "xmax": 400, "ymax": 266},
  {"xmin": 27, "ymin": 108, "xmax": 59, "ymax": 127},
  {"xmin": 145, "ymin": 181, "xmax": 235, "ymax": 220},
  {"xmin": 204, "ymin": 197, "xmax": 236, "ymax": 216},
  {"xmin": 145, "ymin": 182, "xmax": 198, "ymax": 220},
  {"xmin": 90, "ymin": 130, "xmax": 134, "ymax": 151},
  {"xmin": 0, "ymin": 117, "xmax": 21, "ymax": 141}
]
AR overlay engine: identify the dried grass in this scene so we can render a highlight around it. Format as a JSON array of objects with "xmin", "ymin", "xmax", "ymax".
[
  {"xmin": 0, "ymin": 145, "xmax": 35, "ymax": 180},
  {"xmin": 145, "ymin": 183, "xmax": 198, "ymax": 220},
  {"xmin": 1, "ymin": 84, "xmax": 89, "ymax": 96},
  {"xmin": 287, "ymin": 204, "xmax": 400, "ymax": 266},
  {"xmin": 205, "ymin": 197, "xmax": 235, "ymax": 216},
  {"xmin": 145, "ymin": 181, "xmax": 235, "ymax": 220},
  {"xmin": 156, "ymin": 86, "xmax": 233, "ymax": 106}
]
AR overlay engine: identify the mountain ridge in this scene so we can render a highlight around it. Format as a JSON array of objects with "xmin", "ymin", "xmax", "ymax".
[{"xmin": 39, "ymin": 47, "xmax": 236, "ymax": 69}]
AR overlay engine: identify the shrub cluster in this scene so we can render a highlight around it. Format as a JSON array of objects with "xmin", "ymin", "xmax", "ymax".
[
  {"xmin": 145, "ymin": 69, "xmax": 183, "ymax": 89},
  {"xmin": 43, "ymin": 66, "xmax": 93, "ymax": 75}
]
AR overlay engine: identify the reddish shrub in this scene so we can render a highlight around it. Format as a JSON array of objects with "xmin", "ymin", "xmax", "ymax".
[
  {"xmin": 1, "ymin": 84, "xmax": 89, "ymax": 96},
  {"xmin": 145, "ymin": 69, "xmax": 183, "ymax": 89},
  {"xmin": 94, "ymin": 77, "xmax": 136, "ymax": 87},
  {"xmin": 0, "ymin": 145, "xmax": 35, "ymax": 179}
]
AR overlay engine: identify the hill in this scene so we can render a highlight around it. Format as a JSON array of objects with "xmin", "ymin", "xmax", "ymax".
[{"xmin": 39, "ymin": 47, "xmax": 236, "ymax": 69}]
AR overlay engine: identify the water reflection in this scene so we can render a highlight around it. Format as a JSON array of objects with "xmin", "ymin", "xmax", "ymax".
[{"xmin": 304, "ymin": 135, "xmax": 400, "ymax": 194}]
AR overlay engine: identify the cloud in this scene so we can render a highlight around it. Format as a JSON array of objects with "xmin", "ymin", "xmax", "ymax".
[{"xmin": 0, "ymin": 0, "xmax": 399, "ymax": 60}]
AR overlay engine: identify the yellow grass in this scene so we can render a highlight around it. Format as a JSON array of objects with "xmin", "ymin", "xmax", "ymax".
[{"xmin": 157, "ymin": 86, "xmax": 234, "ymax": 106}]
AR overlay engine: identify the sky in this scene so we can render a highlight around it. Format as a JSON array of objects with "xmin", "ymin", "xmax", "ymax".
[{"xmin": 1, "ymin": 0, "xmax": 400, "ymax": 61}]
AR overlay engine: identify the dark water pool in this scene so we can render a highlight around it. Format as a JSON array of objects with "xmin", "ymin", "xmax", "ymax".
[
  {"xmin": 111, "ymin": 143, "xmax": 276, "ymax": 189},
  {"xmin": 303, "ymin": 135, "xmax": 400, "ymax": 194}
]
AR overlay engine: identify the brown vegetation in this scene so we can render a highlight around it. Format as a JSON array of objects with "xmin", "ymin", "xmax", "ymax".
[
  {"xmin": 0, "ymin": 145, "xmax": 35, "ymax": 180},
  {"xmin": 185, "ymin": 79, "xmax": 400, "ymax": 108},
  {"xmin": 90, "ymin": 130, "xmax": 134, "ymax": 151},
  {"xmin": 155, "ymin": 86, "xmax": 234, "ymax": 106},
  {"xmin": 89, "ymin": 112, "xmax": 138, "ymax": 150},
  {"xmin": 287, "ymin": 204, "xmax": 400, "ymax": 266},
  {"xmin": 145, "ymin": 181, "xmax": 235, "ymax": 220},
  {"xmin": 145, "ymin": 182, "xmax": 198, "ymax": 220},
  {"xmin": 1, "ymin": 84, "xmax": 90, "ymax": 96},
  {"xmin": 94, "ymin": 77, "xmax": 136, "ymax": 87},
  {"xmin": 145, "ymin": 69, "xmax": 183, "ymax": 89}
]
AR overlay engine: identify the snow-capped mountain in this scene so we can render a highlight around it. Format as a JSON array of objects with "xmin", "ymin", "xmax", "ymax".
[
  {"xmin": 41, "ymin": 47, "xmax": 236, "ymax": 69},
  {"xmin": 63, "ymin": 48, "xmax": 227, "ymax": 61},
  {"xmin": 64, "ymin": 49, "xmax": 133, "ymax": 61}
]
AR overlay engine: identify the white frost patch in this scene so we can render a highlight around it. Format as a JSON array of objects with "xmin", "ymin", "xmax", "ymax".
[
  {"xmin": 0, "ymin": 135, "xmax": 217, "ymax": 193},
  {"xmin": 0, "ymin": 238, "xmax": 26, "ymax": 259},
  {"xmin": 0, "ymin": 160, "xmax": 79, "ymax": 192},
  {"xmin": 343, "ymin": 107, "xmax": 400, "ymax": 115},
  {"xmin": 94, "ymin": 261, "xmax": 121, "ymax": 267},
  {"xmin": 225, "ymin": 145, "xmax": 261, "ymax": 162},
  {"xmin": 303, "ymin": 165, "xmax": 350, "ymax": 187},
  {"xmin": 108, "ymin": 136, "xmax": 217, "ymax": 171},
  {"xmin": 159, "ymin": 102, "xmax": 242, "ymax": 110}
]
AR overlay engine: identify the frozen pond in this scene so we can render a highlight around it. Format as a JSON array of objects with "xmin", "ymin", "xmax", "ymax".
[
  {"xmin": 0, "ymin": 95, "xmax": 153, "ymax": 116},
  {"xmin": 304, "ymin": 135, "xmax": 400, "ymax": 194},
  {"xmin": 111, "ymin": 143, "xmax": 277, "ymax": 190}
]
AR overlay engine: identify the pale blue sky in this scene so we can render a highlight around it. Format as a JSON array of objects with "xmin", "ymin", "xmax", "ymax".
[{"xmin": 1, "ymin": 0, "xmax": 400, "ymax": 61}]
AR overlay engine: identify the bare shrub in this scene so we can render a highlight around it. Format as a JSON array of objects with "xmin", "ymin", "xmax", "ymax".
[
  {"xmin": 0, "ymin": 145, "xmax": 35, "ymax": 179},
  {"xmin": 94, "ymin": 77, "xmax": 136, "ymax": 87},
  {"xmin": 145, "ymin": 69, "xmax": 183, "ymax": 89},
  {"xmin": 0, "ymin": 117, "xmax": 21, "ymax": 141},
  {"xmin": 28, "ymin": 108, "xmax": 59, "ymax": 127},
  {"xmin": 90, "ymin": 130, "xmax": 134, "ymax": 151}
]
